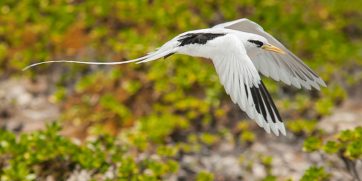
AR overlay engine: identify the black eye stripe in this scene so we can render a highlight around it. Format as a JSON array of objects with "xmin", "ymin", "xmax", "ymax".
[{"xmin": 248, "ymin": 40, "xmax": 264, "ymax": 47}]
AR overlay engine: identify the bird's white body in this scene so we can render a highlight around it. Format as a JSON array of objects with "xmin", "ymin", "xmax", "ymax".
[{"xmin": 24, "ymin": 18, "xmax": 326, "ymax": 136}]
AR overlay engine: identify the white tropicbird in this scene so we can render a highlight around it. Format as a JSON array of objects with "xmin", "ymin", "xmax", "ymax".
[{"xmin": 24, "ymin": 18, "xmax": 326, "ymax": 136}]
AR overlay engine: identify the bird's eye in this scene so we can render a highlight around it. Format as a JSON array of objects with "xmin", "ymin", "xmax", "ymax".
[{"xmin": 248, "ymin": 40, "xmax": 264, "ymax": 48}]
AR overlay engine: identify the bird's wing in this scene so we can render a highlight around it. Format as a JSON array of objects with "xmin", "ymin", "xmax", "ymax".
[
  {"xmin": 213, "ymin": 18, "xmax": 326, "ymax": 90},
  {"xmin": 211, "ymin": 46, "xmax": 286, "ymax": 136}
]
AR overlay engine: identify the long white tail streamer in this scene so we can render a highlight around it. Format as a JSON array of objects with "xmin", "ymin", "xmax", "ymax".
[
  {"xmin": 22, "ymin": 57, "xmax": 146, "ymax": 71},
  {"xmin": 22, "ymin": 48, "xmax": 178, "ymax": 71}
]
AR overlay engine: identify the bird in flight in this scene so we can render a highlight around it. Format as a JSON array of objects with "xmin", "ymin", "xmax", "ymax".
[{"xmin": 24, "ymin": 18, "xmax": 326, "ymax": 136}]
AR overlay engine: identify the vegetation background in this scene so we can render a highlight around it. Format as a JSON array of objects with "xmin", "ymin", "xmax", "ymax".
[{"xmin": 0, "ymin": 0, "xmax": 361, "ymax": 180}]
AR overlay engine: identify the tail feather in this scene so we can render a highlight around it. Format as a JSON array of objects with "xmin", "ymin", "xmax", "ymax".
[
  {"xmin": 22, "ymin": 58, "xmax": 146, "ymax": 71},
  {"xmin": 23, "ymin": 39, "xmax": 180, "ymax": 71},
  {"xmin": 22, "ymin": 50, "xmax": 177, "ymax": 71},
  {"xmin": 136, "ymin": 49, "xmax": 177, "ymax": 64}
]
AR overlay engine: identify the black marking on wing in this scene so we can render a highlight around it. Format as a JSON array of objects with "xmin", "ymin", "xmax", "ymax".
[
  {"xmin": 248, "ymin": 81, "xmax": 282, "ymax": 123},
  {"xmin": 163, "ymin": 53, "xmax": 174, "ymax": 59},
  {"xmin": 260, "ymin": 81, "xmax": 282, "ymax": 122},
  {"xmin": 259, "ymin": 82, "xmax": 276, "ymax": 123},
  {"xmin": 244, "ymin": 84, "xmax": 249, "ymax": 98},
  {"xmin": 178, "ymin": 33, "xmax": 226, "ymax": 46}
]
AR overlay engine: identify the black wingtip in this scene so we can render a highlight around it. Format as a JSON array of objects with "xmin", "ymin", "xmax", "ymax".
[{"xmin": 249, "ymin": 81, "xmax": 283, "ymax": 124}]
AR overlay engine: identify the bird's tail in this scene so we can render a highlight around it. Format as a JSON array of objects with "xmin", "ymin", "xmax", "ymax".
[
  {"xmin": 23, "ymin": 44, "xmax": 179, "ymax": 71},
  {"xmin": 22, "ymin": 58, "xmax": 141, "ymax": 71}
]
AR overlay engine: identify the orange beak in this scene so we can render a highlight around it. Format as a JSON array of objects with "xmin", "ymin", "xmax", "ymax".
[{"xmin": 262, "ymin": 44, "xmax": 285, "ymax": 54}]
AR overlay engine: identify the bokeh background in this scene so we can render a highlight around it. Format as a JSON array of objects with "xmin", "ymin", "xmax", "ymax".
[{"xmin": 1, "ymin": 0, "xmax": 362, "ymax": 180}]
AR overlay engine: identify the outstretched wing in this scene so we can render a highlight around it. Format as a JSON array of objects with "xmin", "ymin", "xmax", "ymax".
[
  {"xmin": 213, "ymin": 18, "xmax": 326, "ymax": 90},
  {"xmin": 211, "ymin": 42, "xmax": 286, "ymax": 136}
]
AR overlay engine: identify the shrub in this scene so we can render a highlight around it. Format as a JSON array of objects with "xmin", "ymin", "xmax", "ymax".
[
  {"xmin": 303, "ymin": 127, "xmax": 362, "ymax": 180},
  {"xmin": 0, "ymin": 123, "xmax": 180, "ymax": 180}
]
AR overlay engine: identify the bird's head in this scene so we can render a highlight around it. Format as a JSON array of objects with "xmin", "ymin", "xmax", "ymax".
[{"xmin": 245, "ymin": 35, "xmax": 285, "ymax": 54}]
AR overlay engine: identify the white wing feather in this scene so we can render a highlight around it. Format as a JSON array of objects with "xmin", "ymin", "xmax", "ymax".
[
  {"xmin": 211, "ymin": 38, "xmax": 286, "ymax": 136},
  {"xmin": 213, "ymin": 18, "xmax": 326, "ymax": 90}
]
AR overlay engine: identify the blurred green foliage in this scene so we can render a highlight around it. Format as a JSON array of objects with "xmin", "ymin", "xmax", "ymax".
[
  {"xmin": 196, "ymin": 171, "xmax": 214, "ymax": 181},
  {"xmin": 0, "ymin": 0, "xmax": 362, "ymax": 180},
  {"xmin": 303, "ymin": 127, "xmax": 362, "ymax": 180},
  {"xmin": 304, "ymin": 127, "xmax": 362, "ymax": 160},
  {"xmin": 300, "ymin": 166, "xmax": 330, "ymax": 181},
  {"xmin": 0, "ymin": 123, "xmax": 180, "ymax": 180}
]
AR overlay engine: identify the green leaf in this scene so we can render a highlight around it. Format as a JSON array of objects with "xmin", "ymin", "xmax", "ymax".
[
  {"xmin": 303, "ymin": 137, "xmax": 322, "ymax": 152},
  {"xmin": 345, "ymin": 139, "xmax": 362, "ymax": 159},
  {"xmin": 322, "ymin": 141, "xmax": 340, "ymax": 154},
  {"xmin": 196, "ymin": 171, "xmax": 214, "ymax": 181},
  {"xmin": 301, "ymin": 166, "xmax": 330, "ymax": 181}
]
